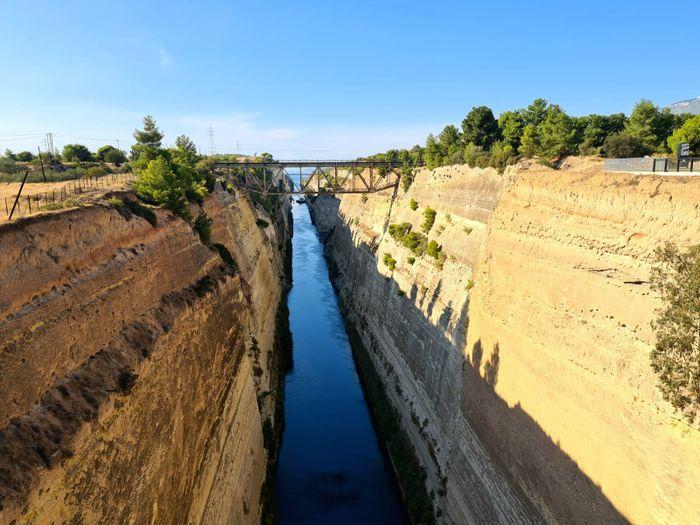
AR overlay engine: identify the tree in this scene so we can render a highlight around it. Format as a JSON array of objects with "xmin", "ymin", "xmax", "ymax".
[
  {"xmin": 3, "ymin": 149, "xmax": 16, "ymax": 160},
  {"xmin": 579, "ymin": 113, "xmax": 627, "ymax": 155},
  {"xmin": 538, "ymin": 106, "xmax": 578, "ymax": 159},
  {"xmin": 488, "ymin": 140, "xmax": 518, "ymax": 172},
  {"xmin": 131, "ymin": 115, "xmax": 164, "ymax": 163},
  {"xmin": 174, "ymin": 134, "xmax": 198, "ymax": 164},
  {"xmin": 498, "ymin": 111, "xmax": 525, "ymax": 150},
  {"xmin": 519, "ymin": 124, "xmax": 541, "ymax": 157},
  {"xmin": 461, "ymin": 106, "xmax": 500, "ymax": 150},
  {"xmin": 438, "ymin": 125, "xmax": 462, "ymax": 165},
  {"xmin": 602, "ymin": 132, "xmax": 648, "ymax": 158},
  {"xmin": 463, "ymin": 143, "xmax": 489, "ymax": 168},
  {"xmin": 522, "ymin": 98, "xmax": 550, "ymax": 127},
  {"xmin": 133, "ymin": 156, "xmax": 190, "ymax": 219},
  {"xmin": 649, "ymin": 242, "xmax": 700, "ymax": 422},
  {"xmin": 425, "ymin": 134, "xmax": 444, "ymax": 169},
  {"xmin": 626, "ymin": 100, "xmax": 677, "ymax": 153},
  {"xmin": 97, "ymin": 145, "xmax": 127, "ymax": 164},
  {"xmin": 667, "ymin": 114, "xmax": 700, "ymax": 158},
  {"xmin": 62, "ymin": 144, "xmax": 92, "ymax": 162},
  {"xmin": 16, "ymin": 151, "xmax": 34, "ymax": 161}
]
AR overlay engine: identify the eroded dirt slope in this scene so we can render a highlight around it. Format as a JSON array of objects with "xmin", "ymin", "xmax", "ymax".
[{"xmin": 0, "ymin": 185, "xmax": 291, "ymax": 524}]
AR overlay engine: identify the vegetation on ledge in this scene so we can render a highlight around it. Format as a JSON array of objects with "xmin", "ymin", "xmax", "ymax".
[{"xmin": 650, "ymin": 242, "xmax": 700, "ymax": 423}]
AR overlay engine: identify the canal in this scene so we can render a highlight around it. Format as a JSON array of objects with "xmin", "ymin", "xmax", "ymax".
[{"xmin": 275, "ymin": 202, "xmax": 406, "ymax": 524}]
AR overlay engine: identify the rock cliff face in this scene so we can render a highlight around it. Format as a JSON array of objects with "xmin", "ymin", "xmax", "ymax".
[
  {"xmin": 310, "ymin": 159, "xmax": 700, "ymax": 524},
  {"xmin": 0, "ymin": 185, "xmax": 291, "ymax": 524}
]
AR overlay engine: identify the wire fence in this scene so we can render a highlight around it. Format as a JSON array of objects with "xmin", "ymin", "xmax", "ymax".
[{"xmin": 1, "ymin": 172, "xmax": 135, "ymax": 222}]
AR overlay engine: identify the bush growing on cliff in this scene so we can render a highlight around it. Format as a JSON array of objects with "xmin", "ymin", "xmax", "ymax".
[
  {"xmin": 421, "ymin": 207, "xmax": 436, "ymax": 234},
  {"xmin": 389, "ymin": 222, "xmax": 412, "ymax": 241},
  {"xmin": 409, "ymin": 199, "xmax": 419, "ymax": 211},
  {"xmin": 650, "ymin": 242, "xmax": 700, "ymax": 422},
  {"xmin": 383, "ymin": 253, "xmax": 397, "ymax": 271},
  {"xmin": 426, "ymin": 240, "xmax": 442, "ymax": 259},
  {"xmin": 388, "ymin": 223, "xmax": 428, "ymax": 256},
  {"xmin": 194, "ymin": 211, "xmax": 213, "ymax": 244}
]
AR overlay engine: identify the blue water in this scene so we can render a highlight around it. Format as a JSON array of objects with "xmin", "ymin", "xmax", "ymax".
[{"xmin": 276, "ymin": 203, "xmax": 406, "ymax": 524}]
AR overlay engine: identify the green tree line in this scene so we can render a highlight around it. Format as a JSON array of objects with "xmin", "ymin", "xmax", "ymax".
[{"xmin": 367, "ymin": 99, "xmax": 699, "ymax": 173}]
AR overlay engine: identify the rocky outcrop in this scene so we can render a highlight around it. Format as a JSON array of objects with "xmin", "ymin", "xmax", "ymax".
[
  {"xmin": 0, "ymin": 185, "xmax": 291, "ymax": 524},
  {"xmin": 310, "ymin": 158, "xmax": 700, "ymax": 524}
]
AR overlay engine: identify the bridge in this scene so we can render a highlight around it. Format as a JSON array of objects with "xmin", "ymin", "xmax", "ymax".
[{"xmin": 213, "ymin": 160, "xmax": 411, "ymax": 195}]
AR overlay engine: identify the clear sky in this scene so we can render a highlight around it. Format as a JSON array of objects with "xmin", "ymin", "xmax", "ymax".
[{"xmin": 1, "ymin": 0, "xmax": 697, "ymax": 158}]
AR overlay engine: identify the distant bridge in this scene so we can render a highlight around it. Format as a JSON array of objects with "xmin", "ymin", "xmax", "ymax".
[{"xmin": 213, "ymin": 160, "xmax": 411, "ymax": 195}]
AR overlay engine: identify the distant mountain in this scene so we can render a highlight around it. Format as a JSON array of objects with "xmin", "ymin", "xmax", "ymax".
[{"xmin": 668, "ymin": 97, "xmax": 700, "ymax": 115}]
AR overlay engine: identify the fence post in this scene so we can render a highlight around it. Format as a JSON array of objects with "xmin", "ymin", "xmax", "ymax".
[{"xmin": 27, "ymin": 196, "xmax": 31, "ymax": 214}]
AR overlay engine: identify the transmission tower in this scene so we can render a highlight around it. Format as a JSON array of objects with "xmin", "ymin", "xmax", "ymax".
[
  {"xmin": 208, "ymin": 125, "xmax": 216, "ymax": 156},
  {"xmin": 45, "ymin": 132, "xmax": 55, "ymax": 155}
]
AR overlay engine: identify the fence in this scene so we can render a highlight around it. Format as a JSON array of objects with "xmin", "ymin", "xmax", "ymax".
[
  {"xmin": 1, "ymin": 172, "xmax": 135, "ymax": 222},
  {"xmin": 605, "ymin": 157, "xmax": 698, "ymax": 174}
]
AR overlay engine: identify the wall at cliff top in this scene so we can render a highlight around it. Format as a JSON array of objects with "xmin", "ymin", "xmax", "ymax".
[
  {"xmin": 0, "ymin": 184, "xmax": 291, "ymax": 524},
  {"xmin": 310, "ymin": 158, "xmax": 700, "ymax": 524}
]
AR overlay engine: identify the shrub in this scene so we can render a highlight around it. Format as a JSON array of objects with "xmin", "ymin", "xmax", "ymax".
[
  {"xmin": 397, "ymin": 289, "xmax": 405, "ymax": 297},
  {"xmin": 603, "ymin": 132, "xmax": 648, "ymax": 158},
  {"xmin": 361, "ymin": 194, "xmax": 368, "ymax": 203},
  {"xmin": 403, "ymin": 232, "xmax": 428, "ymax": 256},
  {"xmin": 426, "ymin": 240, "xmax": 442, "ymax": 259},
  {"xmin": 86, "ymin": 165, "xmax": 108, "ymax": 179},
  {"xmin": 194, "ymin": 211, "xmax": 213, "ymax": 244},
  {"xmin": 409, "ymin": 199, "xmax": 419, "ymax": 211},
  {"xmin": 466, "ymin": 279, "xmax": 475, "ymax": 290},
  {"xmin": 389, "ymin": 222, "xmax": 412, "ymax": 240},
  {"xmin": 124, "ymin": 199, "xmax": 158, "ymax": 226},
  {"xmin": 407, "ymin": 256, "xmax": 415, "ymax": 265},
  {"xmin": 388, "ymin": 222, "xmax": 429, "ymax": 256},
  {"xmin": 463, "ymin": 226, "xmax": 473, "ymax": 234},
  {"xmin": 649, "ymin": 242, "xmax": 700, "ymax": 422},
  {"xmin": 256, "ymin": 218, "xmax": 270, "ymax": 229},
  {"xmin": 401, "ymin": 164, "xmax": 415, "ymax": 192},
  {"xmin": 133, "ymin": 156, "xmax": 191, "ymax": 220},
  {"xmin": 62, "ymin": 144, "xmax": 92, "ymax": 162},
  {"xmin": 107, "ymin": 197, "xmax": 124, "ymax": 208},
  {"xmin": 98, "ymin": 145, "xmax": 127, "ymax": 164},
  {"xmin": 421, "ymin": 207, "xmax": 436, "ymax": 234},
  {"xmin": 213, "ymin": 242, "xmax": 237, "ymax": 270},
  {"xmin": 383, "ymin": 253, "xmax": 397, "ymax": 271}
]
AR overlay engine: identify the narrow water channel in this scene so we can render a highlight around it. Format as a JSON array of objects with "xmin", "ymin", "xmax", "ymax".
[{"xmin": 275, "ymin": 203, "xmax": 406, "ymax": 524}]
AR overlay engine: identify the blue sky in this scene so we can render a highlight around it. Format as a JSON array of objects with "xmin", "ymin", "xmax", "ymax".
[{"xmin": 1, "ymin": 0, "xmax": 697, "ymax": 158}]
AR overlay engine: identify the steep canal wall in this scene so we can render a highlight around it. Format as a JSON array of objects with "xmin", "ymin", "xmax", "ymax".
[
  {"xmin": 309, "ymin": 158, "xmax": 700, "ymax": 524},
  {"xmin": 0, "ymin": 185, "xmax": 291, "ymax": 524}
]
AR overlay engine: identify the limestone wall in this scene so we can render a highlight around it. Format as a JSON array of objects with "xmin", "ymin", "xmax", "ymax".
[{"xmin": 310, "ymin": 158, "xmax": 700, "ymax": 524}]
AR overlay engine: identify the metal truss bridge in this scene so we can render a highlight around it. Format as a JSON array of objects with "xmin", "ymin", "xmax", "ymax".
[{"xmin": 213, "ymin": 160, "xmax": 410, "ymax": 195}]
